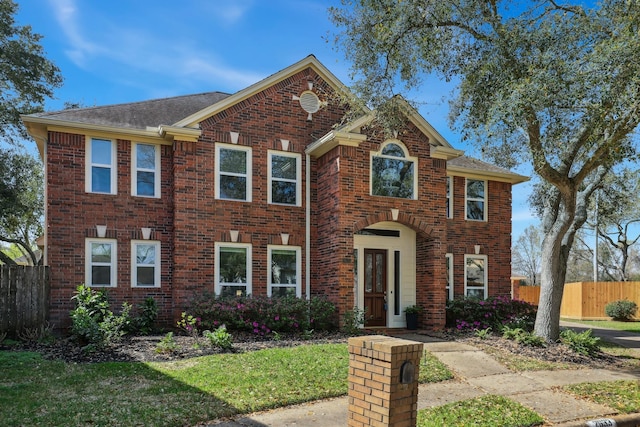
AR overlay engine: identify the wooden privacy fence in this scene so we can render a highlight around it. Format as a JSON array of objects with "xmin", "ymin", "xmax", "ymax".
[
  {"xmin": 514, "ymin": 281, "xmax": 640, "ymax": 320},
  {"xmin": 0, "ymin": 266, "xmax": 49, "ymax": 337}
]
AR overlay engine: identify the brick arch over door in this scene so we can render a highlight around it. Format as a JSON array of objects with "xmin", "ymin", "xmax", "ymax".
[{"xmin": 352, "ymin": 211, "xmax": 433, "ymax": 239}]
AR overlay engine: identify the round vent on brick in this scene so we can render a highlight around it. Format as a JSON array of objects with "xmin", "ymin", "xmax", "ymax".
[{"xmin": 299, "ymin": 91, "xmax": 320, "ymax": 114}]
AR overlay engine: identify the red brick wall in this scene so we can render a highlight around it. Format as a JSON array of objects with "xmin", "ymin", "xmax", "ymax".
[
  {"xmin": 46, "ymin": 132, "xmax": 175, "ymax": 329},
  {"xmin": 43, "ymin": 65, "xmax": 516, "ymax": 332},
  {"xmin": 446, "ymin": 177, "xmax": 514, "ymax": 299}
]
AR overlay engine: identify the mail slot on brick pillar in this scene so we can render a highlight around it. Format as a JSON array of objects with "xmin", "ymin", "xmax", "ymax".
[{"xmin": 348, "ymin": 335, "xmax": 424, "ymax": 427}]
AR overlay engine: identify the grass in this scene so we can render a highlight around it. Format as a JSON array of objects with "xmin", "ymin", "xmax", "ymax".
[
  {"xmin": 563, "ymin": 380, "xmax": 640, "ymax": 414},
  {"xmin": 563, "ymin": 319, "xmax": 640, "ymax": 334},
  {"xmin": 480, "ymin": 345, "xmax": 575, "ymax": 371},
  {"xmin": 417, "ymin": 395, "xmax": 544, "ymax": 427},
  {"xmin": 0, "ymin": 343, "xmax": 452, "ymax": 427}
]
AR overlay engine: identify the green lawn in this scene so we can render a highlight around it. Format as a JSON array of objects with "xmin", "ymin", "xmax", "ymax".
[
  {"xmin": 0, "ymin": 343, "xmax": 452, "ymax": 427},
  {"xmin": 563, "ymin": 319, "xmax": 640, "ymax": 334},
  {"xmin": 2, "ymin": 338, "xmax": 638, "ymax": 427}
]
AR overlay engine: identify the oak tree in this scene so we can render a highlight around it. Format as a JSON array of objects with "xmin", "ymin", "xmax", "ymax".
[{"xmin": 331, "ymin": 0, "xmax": 640, "ymax": 340}]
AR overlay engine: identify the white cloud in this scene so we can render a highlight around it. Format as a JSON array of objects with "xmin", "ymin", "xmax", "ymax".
[{"xmin": 45, "ymin": 0, "xmax": 266, "ymax": 92}]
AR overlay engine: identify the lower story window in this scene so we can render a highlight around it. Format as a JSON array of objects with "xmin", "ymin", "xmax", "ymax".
[
  {"xmin": 215, "ymin": 243, "xmax": 252, "ymax": 297},
  {"xmin": 132, "ymin": 241, "xmax": 161, "ymax": 288},
  {"xmin": 464, "ymin": 255, "xmax": 487, "ymax": 299},
  {"xmin": 85, "ymin": 238, "xmax": 117, "ymax": 287},
  {"xmin": 446, "ymin": 253, "xmax": 454, "ymax": 300},
  {"xmin": 268, "ymin": 246, "xmax": 301, "ymax": 297}
]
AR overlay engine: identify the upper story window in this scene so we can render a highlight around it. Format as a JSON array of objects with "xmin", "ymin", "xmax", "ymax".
[
  {"xmin": 86, "ymin": 137, "xmax": 116, "ymax": 194},
  {"xmin": 85, "ymin": 238, "xmax": 117, "ymax": 287},
  {"xmin": 371, "ymin": 141, "xmax": 417, "ymax": 199},
  {"xmin": 132, "ymin": 143, "xmax": 160, "ymax": 198},
  {"xmin": 466, "ymin": 179, "xmax": 487, "ymax": 221},
  {"xmin": 446, "ymin": 176, "xmax": 453, "ymax": 219},
  {"xmin": 268, "ymin": 151, "xmax": 301, "ymax": 206},
  {"xmin": 215, "ymin": 144, "xmax": 252, "ymax": 202},
  {"xmin": 268, "ymin": 245, "xmax": 301, "ymax": 297},
  {"xmin": 131, "ymin": 240, "xmax": 161, "ymax": 288},
  {"xmin": 215, "ymin": 242, "xmax": 252, "ymax": 297}
]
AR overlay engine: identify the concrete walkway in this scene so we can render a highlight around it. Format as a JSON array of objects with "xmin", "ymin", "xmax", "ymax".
[{"xmin": 206, "ymin": 326, "xmax": 640, "ymax": 426}]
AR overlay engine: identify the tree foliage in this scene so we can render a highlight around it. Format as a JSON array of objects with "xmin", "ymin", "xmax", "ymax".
[
  {"xmin": 0, "ymin": 0, "xmax": 62, "ymax": 143},
  {"xmin": 0, "ymin": 0, "xmax": 61, "ymax": 263},
  {"xmin": 0, "ymin": 149, "xmax": 44, "ymax": 265},
  {"xmin": 331, "ymin": 0, "xmax": 640, "ymax": 340}
]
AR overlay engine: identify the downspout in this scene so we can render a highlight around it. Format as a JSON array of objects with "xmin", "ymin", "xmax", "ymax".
[{"xmin": 305, "ymin": 153, "xmax": 311, "ymax": 301}]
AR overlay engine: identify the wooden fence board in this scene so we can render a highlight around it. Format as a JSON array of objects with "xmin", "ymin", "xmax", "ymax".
[
  {"xmin": 516, "ymin": 281, "xmax": 640, "ymax": 320},
  {"xmin": 0, "ymin": 266, "xmax": 49, "ymax": 337}
]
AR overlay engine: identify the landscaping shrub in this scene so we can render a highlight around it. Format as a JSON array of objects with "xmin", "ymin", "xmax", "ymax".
[
  {"xmin": 69, "ymin": 285, "xmax": 132, "ymax": 347},
  {"xmin": 605, "ymin": 299, "xmax": 638, "ymax": 321},
  {"xmin": 203, "ymin": 326, "xmax": 233, "ymax": 349},
  {"xmin": 446, "ymin": 296, "xmax": 537, "ymax": 332},
  {"xmin": 188, "ymin": 294, "xmax": 338, "ymax": 336},
  {"xmin": 560, "ymin": 329, "xmax": 601, "ymax": 356},
  {"xmin": 502, "ymin": 326, "xmax": 545, "ymax": 347},
  {"xmin": 133, "ymin": 297, "xmax": 158, "ymax": 335}
]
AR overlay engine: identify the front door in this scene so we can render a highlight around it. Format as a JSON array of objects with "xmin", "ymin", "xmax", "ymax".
[{"xmin": 364, "ymin": 249, "xmax": 387, "ymax": 327}]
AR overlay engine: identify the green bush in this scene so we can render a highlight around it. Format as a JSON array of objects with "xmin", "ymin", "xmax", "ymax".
[
  {"xmin": 188, "ymin": 294, "xmax": 338, "ymax": 336},
  {"xmin": 69, "ymin": 285, "xmax": 132, "ymax": 347},
  {"xmin": 560, "ymin": 329, "xmax": 601, "ymax": 356},
  {"xmin": 446, "ymin": 296, "xmax": 537, "ymax": 332},
  {"xmin": 605, "ymin": 299, "xmax": 638, "ymax": 321},
  {"xmin": 155, "ymin": 332, "xmax": 178, "ymax": 354},
  {"xmin": 502, "ymin": 326, "xmax": 545, "ymax": 347},
  {"xmin": 203, "ymin": 326, "xmax": 233, "ymax": 350},
  {"xmin": 342, "ymin": 307, "xmax": 367, "ymax": 335},
  {"xmin": 133, "ymin": 297, "xmax": 158, "ymax": 335}
]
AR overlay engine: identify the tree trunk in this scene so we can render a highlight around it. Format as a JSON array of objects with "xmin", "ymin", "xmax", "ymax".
[{"xmin": 535, "ymin": 231, "xmax": 568, "ymax": 341}]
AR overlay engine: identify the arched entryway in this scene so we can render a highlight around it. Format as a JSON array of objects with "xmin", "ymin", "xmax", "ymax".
[{"xmin": 353, "ymin": 221, "xmax": 417, "ymax": 328}]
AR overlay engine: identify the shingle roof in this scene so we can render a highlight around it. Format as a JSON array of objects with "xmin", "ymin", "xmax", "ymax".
[
  {"xmin": 32, "ymin": 92, "xmax": 231, "ymax": 130},
  {"xmin": 448, "ymin": 155, "xmax": 511, "ymax": 174}
]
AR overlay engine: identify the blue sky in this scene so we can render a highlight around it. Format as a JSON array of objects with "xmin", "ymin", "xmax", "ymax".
[{"xmin": 18, "ymin": 0, "xmax": 537, "ymax": 241}]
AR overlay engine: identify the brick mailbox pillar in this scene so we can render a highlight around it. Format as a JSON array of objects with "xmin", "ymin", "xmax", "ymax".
[{"xmin": 348, "ymin": 335, "xmax": 424, "ymax": 427}]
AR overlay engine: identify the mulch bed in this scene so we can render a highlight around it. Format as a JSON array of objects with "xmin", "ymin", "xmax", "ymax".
[{"xmin": 1, "ymin": 329, "xmax": 634, "ymax": 369}]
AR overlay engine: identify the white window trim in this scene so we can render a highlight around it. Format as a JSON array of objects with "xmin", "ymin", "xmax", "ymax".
[
  {"xmin": 214, "ymin": 242, "xmax": 252, "ymax": 296},
  {"xmin": 215, "ymin": 143, "xmax": 252, "ymax": 202},
  {"xmin": 446, "ymin": 176, "xmax": 453, "ymax": 219},
  {"xmin": 465, "ymin": 178, "xmax": 487, "ymax": 221},
  {"xmin": 85, "ymin": 238, "xmax": 117, "ymax": 288},
  {"xmin": 445, "ymin": 253, "xmax": 454, "ymax": 300},
  {"xmin": 267, "ymin": 150, "xmax": 301, "ymax": 206},
  {"xmin": 131, "ymin": 240, "xmax": 161, "ymax": 288},
  {"xmin": 370, "ymin": 139, "xmax": 418, "ymax": 200},
  {"xmin": 267, "ymin": 245, "xmax": 301, "ymax": 297},
  {"xmin": 86, "ymin": 137, "xmax": 117, "ymax": 194},
  {"xmin": 131, "ymin": 143, "xmax": 161, "ymax": 198},
  {"xmin": 464, "ymin": 254, "xmax": 488, "ymax": 299}
]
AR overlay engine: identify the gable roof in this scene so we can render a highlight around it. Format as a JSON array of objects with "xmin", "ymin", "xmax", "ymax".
[{"xmin": 29, "ymin": 92, "xmax": 231, "ymax": 130}]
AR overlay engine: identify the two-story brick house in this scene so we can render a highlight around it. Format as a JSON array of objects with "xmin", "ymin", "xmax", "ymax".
[{"xmin": 22, "ymin": 55, "xmax": 527, "ymax": 331}]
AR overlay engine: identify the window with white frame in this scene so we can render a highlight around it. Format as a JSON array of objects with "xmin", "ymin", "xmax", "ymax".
[
  {"xmin": 215, "ymin": 243, "xmax": 251, "ymax": 297},
  {"xmin": 371, "ymin": 141, "xmax": 417, "ymax": 199},
  {"xmin": 446, "ymin": 253, "xmax": 454, "ymax": 300},
  {"xmin": 464, "ymin": 255, "xmax": 487, "ymax": 299},
  {"xmin": 87, "ymin": 137, "xmax": 116, "ymax": 194},
  {"xmin": 132, "ymin": 143, "xmax": 160, "ymax": 197},
  {"xmin": 131, "ymin": 241, "xmax": 160, "ymax": 287},
  {"xmin": 466, "ymin": 179, "xmax": 486, "ymax": 221},
  {"xmin": 268, "ymin": 245, "xmax": 301, "ymax": 297},
  {"xmin": 85, "ymin": 239, "xmax": 117, "ymax": 287},
  {"xmin": 268, "ymin": 151, "xmax": 301, "ymax": 206},
  {"xmin": 215, "ymin": 144, "xmax": 252, "ymax": 201},
  {"xmin": 446, "ymin": 176, "xmax": 453, "ymax": 219}
]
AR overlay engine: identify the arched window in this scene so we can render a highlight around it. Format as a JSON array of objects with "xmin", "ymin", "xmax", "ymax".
[{"xmin": 371, "ymin": 141, "xmax": 417, "ymax": 199}]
